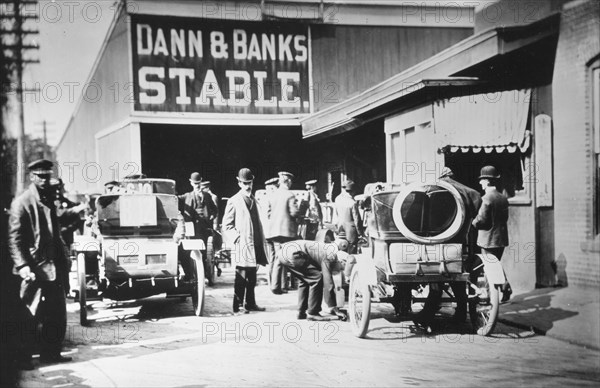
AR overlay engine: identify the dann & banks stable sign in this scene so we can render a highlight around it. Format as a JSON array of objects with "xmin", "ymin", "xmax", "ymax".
[{"xmin": 131, "ymin": 15, "xmax": 311, "ymax": 115}]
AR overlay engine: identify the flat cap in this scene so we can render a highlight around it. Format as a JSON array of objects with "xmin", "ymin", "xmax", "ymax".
[
  {"xmin": 278, "ymin": 171, "xmax": 294, "ymax": 179},
  {"xmin": 104, "ymin": 180, "xmax": 119, "ymax": 187},
  {"xmin": 200, "ymin": 181, "xmax": 211, "ymax": 187},
  {"xmin": 265, "ymin": 177, "xmax": 278, "ymax": 186},
  {"xmin": 305, "ymin": 179, "xmax": 317, "ymax": 186},
  {"xmin": 27, "ymin": 159, "xmax": 54, "ymax": 174}
]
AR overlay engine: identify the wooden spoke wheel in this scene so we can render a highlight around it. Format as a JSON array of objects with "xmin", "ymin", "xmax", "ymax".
[
  {"xmin": 348, "ymin": 267, "xmax": 372, "ymax": 338},
  {"xmin": 469, "ymin": 272, "xmax": 500, "ymax": 336}
]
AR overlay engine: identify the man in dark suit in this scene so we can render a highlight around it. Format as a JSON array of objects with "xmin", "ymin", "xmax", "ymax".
[
  {"xmin": 8, "ymin": 159, "xmax": 73, "ymax": 368},
  {"xmin": 222, "ymin": 168, "xmax": 268, "ymax": 314},
  {"xmin": 472, "ymin": 165, "xmax": 512, "ymax": 303},
  {"xmin": 268, "ymin": 171, "xmax": 303, "ymax": 294},
  {"xmin": 178, "ymin": 172, "xmax": 218, "ymax": 277},
  {"xmin": 178, "ymin": 172, "xmax": 218, "ymax": 241}
]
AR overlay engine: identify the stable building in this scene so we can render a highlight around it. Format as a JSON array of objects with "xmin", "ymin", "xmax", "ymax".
[{"xmin": 56, "ymin": 0, "xmax": 474, "ymax": 199}]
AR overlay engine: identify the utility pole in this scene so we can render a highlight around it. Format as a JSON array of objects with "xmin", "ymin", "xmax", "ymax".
[
  {"xmin": 1, "ymin": 0, "xmax": 40, "ymax": 193},
  {"xmin": 35, "ymin": 119, "xmax": 54, "ymax": 158}
]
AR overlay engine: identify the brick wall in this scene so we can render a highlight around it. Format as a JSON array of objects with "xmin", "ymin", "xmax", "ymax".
[{"xmin": 552, "ymin": 0, "xmax": 600, "ymax": 289}]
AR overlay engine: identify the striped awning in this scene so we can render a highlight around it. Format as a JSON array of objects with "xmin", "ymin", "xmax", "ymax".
[{"xmin": 434, "ymin": 89, "xmax": 531, "ymax": 154}]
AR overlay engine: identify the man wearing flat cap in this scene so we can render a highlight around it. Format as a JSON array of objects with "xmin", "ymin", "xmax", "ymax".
[
  {"xmin": 8, "ymin": 159, "xmax": 73, "ymax": 367},
  {"xmin": 334, "ymin": 180, "xmax": 363, "ymax": 254},
  {"xmin": 472, "ymin": 165, "xmax": 512, "ymax": 303},
  {"xmin": 268, "ymin": 171, "xmax": 304, "ymax": 294},
  {"xmin": 222, "ymin": 168, "xmax": 268, "ymax": 314}
]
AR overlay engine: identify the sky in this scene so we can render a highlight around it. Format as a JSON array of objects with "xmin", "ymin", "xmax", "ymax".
[{"xmin": 6, "ymin": 0, "xmax": 116, "ymax": 146}]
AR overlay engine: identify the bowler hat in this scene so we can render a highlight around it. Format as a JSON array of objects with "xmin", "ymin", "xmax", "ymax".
[
  {"xmin": 305, "ymin": 179, "xmax": 317, "ymax": 186},
  {"xmin": 237, "ymin": 168, "xmax": 254, "ymax": 183},
  {"xmin": 278, "ymin": 171, "xmax": 294, "ymax": 179},
  {"xmin": 189, "ymin": 172, "xmax": 202, "ymax": 183},
  {"xmin": 343, "ymin": 180, "xmax": 356, "ymax": 192},
  {"xmin": 27, "ymin": 159, "xmax": 53, "ymax": 175},
  {"xmin": 479, "ymin": 165, "xmax": 501, "ymax": 180},
  {"xmin": 265, "ymin": 177, "xmax": 278, "ymax": 186}
]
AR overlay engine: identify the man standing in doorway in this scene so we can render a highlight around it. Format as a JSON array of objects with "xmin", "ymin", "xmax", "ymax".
[
  {"xmin": 9, "ymin": 159, "xmax": 73, "ymax": 367},
  {"xmin": 334, "ymin": 180, "xmax": 363, "ymax": 254},
  {"xmin": 268, "ymin": 171, "xmax": 303, "ymax": 294},
  {"xmin": 222, "ymin": 168, "xmax": 268, "ymax": 314},
  {"xmin": 472, "ymin": 165, "xmax": 512, "ymax": 303}
]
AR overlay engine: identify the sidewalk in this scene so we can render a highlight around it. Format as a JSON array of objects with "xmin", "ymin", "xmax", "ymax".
[{"xmin": 498, "ymin": 286, "xmax": 600, "ymax": 350}]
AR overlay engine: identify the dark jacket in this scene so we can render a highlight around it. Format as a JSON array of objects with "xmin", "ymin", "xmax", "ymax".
[
  {"xmin": 441, "ymin": 177, "xmax": 482, "ymax": 244},
  {"xmin": 8, "ymin": 184, "xmax": 69, "ymax": 280},
  {"xmin": 472, "ymin": 187, "xmax": 509, "ymax": 248},
  {"xmin": 178, "ymin": 190, "xmax": 218, "ymax": 237}
]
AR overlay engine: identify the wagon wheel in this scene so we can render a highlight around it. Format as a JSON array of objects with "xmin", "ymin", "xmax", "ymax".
[
  {"xmin": 469, "ymin": 271, "xmax": 500, "ymax": 336},
  {"xmin": 77, "ymin": 253, "xmax": 88, "ymax": 326},
  {"xmin": 191, "ymin": 250, "xmax": 205, "ymax": 317},
  {"xmin": 205, "ymin": 236, "xmax": 215, "ymax": 286},
  {"xmin": 348, "ymin": 267, "xmax": 371, "ymax": 338}
]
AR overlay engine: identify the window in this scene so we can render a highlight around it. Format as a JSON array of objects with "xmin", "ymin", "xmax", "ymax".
[{"xmin": 444, "ymin": 151, "xmax": 527, "ymax": 200}]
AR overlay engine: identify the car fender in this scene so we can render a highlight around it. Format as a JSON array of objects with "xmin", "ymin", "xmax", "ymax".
[{"xmin": 476, "ymin": 253, "xmax": 506, "ymax": 285}]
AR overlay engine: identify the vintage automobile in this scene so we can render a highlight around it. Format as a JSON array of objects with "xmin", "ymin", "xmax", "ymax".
[
  {"xmin": 71, "ymin": 178, "xmax": 210, "ymax": 325},
  {"xmin": 348, "ymin": 180, "xmax": 506, "ymax": 338}
]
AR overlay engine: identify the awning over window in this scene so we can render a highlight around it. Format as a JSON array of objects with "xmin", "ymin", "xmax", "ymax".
[{"xmin": 435, "ymin": 89, "xmax": 531, "ymax": 154}]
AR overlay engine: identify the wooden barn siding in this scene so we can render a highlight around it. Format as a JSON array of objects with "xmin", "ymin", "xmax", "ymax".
[
  {"xmin": 310, "ymin": 25, "xmax": 473, "ymax": 111},
  {"xmin": 56, "ymin": 15, "xmax": 132, "ymax": 192}
]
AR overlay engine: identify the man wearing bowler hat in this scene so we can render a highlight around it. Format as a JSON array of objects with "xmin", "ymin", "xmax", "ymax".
[
  {"xmin": 334, "ymin": 180, "xmax": 363, "ymax": 254},
  {"xmin": 178, "ymin": 172, "xmax": 218, "ymax": 242},
  {"xmin": 472, "ymin": 165, "xmax": 512, "ymax": 303},
  {"xmin": 8, "ymin": 159, "xmax": 73, "ymax": 367},
  {"xmin": 222, "ymin": 168, "xmax": 268, "ymax": 314}
]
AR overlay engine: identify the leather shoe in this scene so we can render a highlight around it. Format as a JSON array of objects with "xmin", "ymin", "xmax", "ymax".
[
  {"xmin": 307, "ymin": 314, "xmax": 327, "ymax": 321},
  {"xmin": 271, "ymin": 289, "xmax": 288, "ymax": 295},
  {"xmin": 40, "ymin": 355, "xmax": 72, "ymax": 364},
  {"xmin": 501, "ymin": 289, "xmax": 512, "ymax": 304},
  {"xmin": 245, "ymin": 304, "xmax": 266, "ymax": 312},
  {"xmin": 297, "ymin": 311, "xmax": 307, "ymax": 320},
  {"xmin": 232, "ymin": 308, "xmax": 249, "ymax": 315}
]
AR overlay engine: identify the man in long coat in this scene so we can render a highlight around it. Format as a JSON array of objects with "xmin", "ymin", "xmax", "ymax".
[
  {"xmin": 222, "ymin": 168, "xmax": 268, "ymax": 314},
  {"xmin": 8, "ymin": 159, "xmax": 73, "ymax": 367}
]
